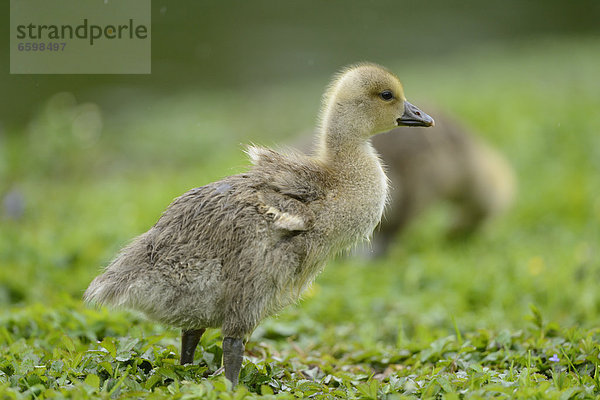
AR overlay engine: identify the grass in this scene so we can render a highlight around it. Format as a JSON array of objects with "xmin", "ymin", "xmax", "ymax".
[{"xmin": 1, "ymin": 37, "xmax": 600, "ymax": 398}]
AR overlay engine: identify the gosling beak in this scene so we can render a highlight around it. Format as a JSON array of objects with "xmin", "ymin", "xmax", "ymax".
[{"xmin": 397, "ymin": 101, "xmax": 435, "ymax": 127}]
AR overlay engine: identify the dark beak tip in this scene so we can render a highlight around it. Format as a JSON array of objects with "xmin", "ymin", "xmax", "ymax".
[{"xmin": 398, "ymin": 100, "xmax": 435, "ymax": 128}]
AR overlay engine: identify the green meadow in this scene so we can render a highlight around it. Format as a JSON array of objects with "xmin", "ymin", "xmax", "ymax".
[{"xmin": 1, "ymin": 38, "xmax": 599, "ymax": 398}]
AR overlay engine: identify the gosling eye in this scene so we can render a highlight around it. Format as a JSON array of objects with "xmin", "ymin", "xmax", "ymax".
[{"xmin": 379, "ymin": 90, "xmax": 394, "ymax": 101}]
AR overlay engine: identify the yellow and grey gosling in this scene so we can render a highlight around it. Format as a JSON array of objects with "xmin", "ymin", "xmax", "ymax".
[{"xmin": 84, "ymin": 63, "xmax": 434, "ymax": 386}]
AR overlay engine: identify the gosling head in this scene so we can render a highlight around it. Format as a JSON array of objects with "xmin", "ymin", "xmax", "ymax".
[{"xmin": 320, "ymin": 63, "xmax": 434, "ymax": 139}]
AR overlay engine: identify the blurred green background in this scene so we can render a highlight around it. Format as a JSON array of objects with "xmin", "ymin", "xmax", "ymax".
[
  {"xmin": 1, "ymin": 1, "xmax": 600, "ymax": 396},
  {"xmin": 2, "ymin": 0, "xmax": 600, "ymax": 125},
  {"xmin": 3, "ymin": 0, "xmax": 600, "ymax": 331},
  {"xmin": 2, "ymin": 0, "xmax": 600, "ymax": 335}
]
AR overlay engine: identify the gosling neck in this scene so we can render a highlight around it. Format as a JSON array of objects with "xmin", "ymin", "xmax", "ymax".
[{"xmin": 316, "ymin": 107, "xmax": 374, "ymax": 165}]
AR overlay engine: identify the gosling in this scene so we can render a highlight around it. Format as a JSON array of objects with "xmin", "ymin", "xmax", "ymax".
[
  {"xmin": 370, "ymin": 109, "xmax": 515, "ymax": 254},
  {"xmin": 84, "ymin": 63, "xmax": 434, "ymax": 386}
]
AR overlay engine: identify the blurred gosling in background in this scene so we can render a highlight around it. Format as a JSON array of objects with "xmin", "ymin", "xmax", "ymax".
[
  {"xmin": 301, "ymin": 107, "xmax": 515, "ymax": 256},
  {"xmin": 371, "ymin": 109, "xmax": 515, "ymax": 255}
]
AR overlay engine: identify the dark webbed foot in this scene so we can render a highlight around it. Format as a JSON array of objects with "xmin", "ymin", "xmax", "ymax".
[
  {"xmin": 180, "ymin": 328, "xmax": 205, "ymax": 365},
  {"xmin": 222, "ymin": 337, "xmax": 244, "ymax": 387}
]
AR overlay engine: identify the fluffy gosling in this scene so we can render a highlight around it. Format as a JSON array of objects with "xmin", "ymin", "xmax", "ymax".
[{"xmin": 84, "ymin": 63, "xmax": 434, "ymax": 386}]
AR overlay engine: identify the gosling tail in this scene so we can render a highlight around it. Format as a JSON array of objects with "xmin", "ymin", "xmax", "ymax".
[{"xmin": 83, "ymin": 245, "xmax": 144, "ymax": 308}]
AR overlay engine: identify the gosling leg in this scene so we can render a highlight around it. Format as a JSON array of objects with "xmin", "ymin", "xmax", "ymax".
[
  {"xmin": 180, "ymin": 328, "xmax": 205, "ymax": 365},
  {"xmin": 222, "ymin": 337, "xmax": 244, "ymax": 386}
]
